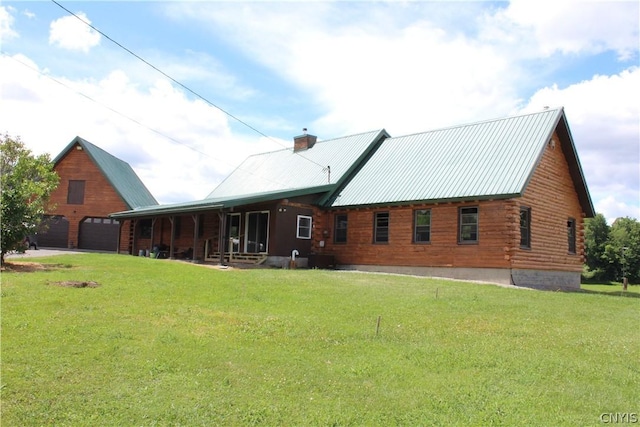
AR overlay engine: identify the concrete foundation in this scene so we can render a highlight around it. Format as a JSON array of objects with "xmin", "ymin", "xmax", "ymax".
[
  {"xmin": 265, "ymin": 256, "xmax": 309, "ymax": 269},
  {"xmin": 510, "ymin": 268, "xmax": 580, "ymax": 290},
  {"xmin": 335, "ymin": 265, "xmax": 581, "ymax": 289}
]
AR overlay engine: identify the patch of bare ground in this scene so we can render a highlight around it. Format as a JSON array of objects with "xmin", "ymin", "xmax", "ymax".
[
  {"xmin": 49, "ymin": 280, "xmax": 100, "ymax": 288},
  {"xmin": 1, "ymin": 261, "xmax": 74, "ymax": 273},
  {"xmin": 2, "ymin": 262, "xmax": 49, "ymax": 273}
]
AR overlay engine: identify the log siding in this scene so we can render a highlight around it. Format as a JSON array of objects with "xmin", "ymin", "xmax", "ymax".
[
  {"xmin": 316, "ymin": 132, "xmax": 586, "ymax": 277},
  {"xmin": 47, "ymin": 146, "xmax": 131, "ymax": 250}
]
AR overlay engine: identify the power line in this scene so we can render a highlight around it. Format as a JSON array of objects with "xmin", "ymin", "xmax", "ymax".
[
  {"xmin": 49, "ymin": 0, "xmax": 330, "ymax": 174},
  {"xmin": 0, "ymin": 51, "xmax": 294, "ymax": 190}
]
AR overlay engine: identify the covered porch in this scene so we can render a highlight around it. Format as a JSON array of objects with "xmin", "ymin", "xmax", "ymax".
[{"xmin": 109, "ymin": 190, "xmax": 320, "ymax": 268}]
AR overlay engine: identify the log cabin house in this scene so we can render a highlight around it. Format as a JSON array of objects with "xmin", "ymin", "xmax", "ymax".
[
  {"xmin": 110, "ymin": 129, "xmax": 389, "ymax": 265},
  {"xmin": 37, "ymin": 136, "xmax": 157, "ymax": 252},
  {"xmin": 111, "ymin": 107, "xmax": 594, "ymax": 288}
]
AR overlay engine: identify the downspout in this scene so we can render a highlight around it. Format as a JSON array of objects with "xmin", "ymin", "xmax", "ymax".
[{"xmin": 290, "ymin": 249, "xmax": 299, "ymax": 269}]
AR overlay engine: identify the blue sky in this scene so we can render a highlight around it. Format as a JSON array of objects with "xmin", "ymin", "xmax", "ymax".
[{"xmin": 1, "ymin": 1, "xmax": 638, "ymax": 222}]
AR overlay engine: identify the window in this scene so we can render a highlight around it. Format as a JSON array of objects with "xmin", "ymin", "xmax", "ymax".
[
  {"xmin": 374, "ymin": 212, "xmax": 389, "ymax": 243},
  {"xmin": 520, "ymin": 207, "xmax": 531, "ymax": 248},
  {"xmin": 139, "ymin": 219, "xmax": 152, "ymax": 238},
  {"xmin": 297, "ymin": 215, "xmax": 312, "ymax": 239},
  {"xmin": 414, "ymin": 209, "xmax": 431, "ymax": 243},
  {"xmin": 567, "ymin": 218, "xmax": 576, "ymax": 254},
  {"xmin": 67, "ymin": 180, "xmax": 85, "ymax": 204},
  {"xmin": 334, "ymin": 214, "xmax": 348, "ymax": 243},
  {"xmin": 459, "ymin": 207, "xmax": 478, "ymax": 243}
]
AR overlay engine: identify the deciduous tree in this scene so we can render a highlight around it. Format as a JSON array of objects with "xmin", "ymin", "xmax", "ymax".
[
  {"xmin": 584, "ymin": 213, "xmax": 612, "ymax": 280},
  {"xmin": 584, "ymin": 214, "xmax": 640, "ymax": 284},
  {"xmin": 608, "ymin": 217, "xmax": 640, "ymax": 283},
  {"xmin": 1, "ymin": 133, "xmax": 59, "ymax": 265}
]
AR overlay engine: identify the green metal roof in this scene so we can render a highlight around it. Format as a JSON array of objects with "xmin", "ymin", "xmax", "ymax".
[
  {"xmin": 206, "ymin": 129, "xmax": 388, "ymax": 200},
  {"xmin": 111, "ymin": 130, "xmax": 387, "ymax": 219},
  {"xmin": 54, "ymin": 137, "xmax": 158, "ymax": 209},
  {"xmin": 109, "ymin": 186, "xmax": 334, "ymax": 219},
  {"xmin": 328, "ymin": 108, "xmax": 595, "ymax": 217}
]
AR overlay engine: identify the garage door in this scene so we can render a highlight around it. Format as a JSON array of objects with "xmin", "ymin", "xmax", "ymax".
[
  {"xmin": 37, "ymin": 215, "xmax": 69, "ymax": 248},
  {"xmin": 79, "ymin": 217, "xmax": 119, "ymax": 251}
]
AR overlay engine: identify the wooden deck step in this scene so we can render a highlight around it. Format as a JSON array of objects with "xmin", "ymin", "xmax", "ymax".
[{"xmin": 208, "ymin": 252, "xmax": 268, "ymax": 264}]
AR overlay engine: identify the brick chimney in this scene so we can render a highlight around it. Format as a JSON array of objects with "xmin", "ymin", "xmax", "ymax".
[{"xmin": 294, "ymin": 128, "xmax": 317, "ymax": 152}]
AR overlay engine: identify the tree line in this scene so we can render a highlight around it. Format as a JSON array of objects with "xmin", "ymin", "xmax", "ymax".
[{"xmin": 584, "ymin": 214, "xmax": 640, "ymax": 284}]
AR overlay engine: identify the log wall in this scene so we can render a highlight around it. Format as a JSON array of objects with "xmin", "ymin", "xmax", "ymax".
[
  {"xmin": 47, "ymin": 144, "xmax": 130, "ymax": 250},
  {"xmin": 510, "ymin": 132, "xmax": 585, "ymax": 272},
  {"xmin": 318, "ymin": 200, "xmax": 513, "ymax": 269},
  {"xmin": 316, "ymin": 132, "xmax": 587, "ymax": 275}
]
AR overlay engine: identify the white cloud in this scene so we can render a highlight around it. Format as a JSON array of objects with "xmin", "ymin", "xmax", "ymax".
[
  {"xmin": 0, "ymin": 5, "xmax": 18, "ymax": 40},
  {"xmin": 168, "ymin": 3, "xmax": 523, "ymax": 137},
  {"xmin": 3, "ymin": 1, "xmax": 638, "ymax": 222},
  {"xmin": 597, "ymin": 195, "xmax": 640, "ymax": 225},
  {"xmin": 159, "ymin": 1, "xmax": 639, "ymax": 220},
  {"xmin": 523, "ymin": 67, "xmax": 640, "ymax": 221},
  {"xmin": 487, "ymin": 0, "xmax": 639, "ymax": 60},
  {"xmin": 49, "ymin": 12, "xmax": 100, "ymax": 53},
  {"xmin": 0, "ymin": 54, "xmax": 273, "ymax": 204}
]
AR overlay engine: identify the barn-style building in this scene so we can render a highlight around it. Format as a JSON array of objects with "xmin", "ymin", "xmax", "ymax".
[{"xmin": 38, "ymin": 136, "xmax": 157, "ymax": 252}]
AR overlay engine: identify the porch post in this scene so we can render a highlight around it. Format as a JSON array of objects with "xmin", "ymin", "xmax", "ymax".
[
  {"xmin": 192, "ymin": 214, "xmax": 199, "ymax": 263},
  {"xmin": 150, "ymin": 218, "xmax": 156, "ymax": 257},
  {"xmin": 218, "ymin": 211, "xmax": 227, "ymax": 266},
  {"xmin": 132, "ymin": 219, "xmax": 138, "ymax": 256},
  {"xmin": 116, "ymin": 220, "xmax": 122, "ymax": 254},
  {"xmin": 169, "ymin": 216, "xmax": 175, "ymax": 259}
]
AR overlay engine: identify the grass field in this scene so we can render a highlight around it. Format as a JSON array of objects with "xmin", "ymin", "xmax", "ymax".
[{"xmin": 1, "ymin": 254, "xmax": 638, "ymax": 426}]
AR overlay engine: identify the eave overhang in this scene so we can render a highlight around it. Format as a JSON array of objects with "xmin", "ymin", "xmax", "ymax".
[{"xmin": 109, "ymin": 184, "xmax": 336, "ymax": 219}]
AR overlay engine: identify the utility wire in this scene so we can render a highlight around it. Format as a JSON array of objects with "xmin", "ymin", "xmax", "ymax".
[
  {"xmin": 1, "ymin": 51, "xmax": 294, "ymax": 190},
  {"xmin": 49, "ymin": 0, "xmax": 330, "ymax": 174}
]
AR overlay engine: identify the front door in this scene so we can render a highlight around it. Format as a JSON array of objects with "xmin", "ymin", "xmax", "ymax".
[
  {"xmin": 245, "ymin": 211, "xmax": 269, "ymax": 253},
  {"xmin": 225, "ymin": 213, "xmax": 241, "ymax": 253}
]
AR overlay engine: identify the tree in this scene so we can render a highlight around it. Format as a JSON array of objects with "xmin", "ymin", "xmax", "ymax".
[
  {"xmin": 584, "ymin": 213, "xmax": 611, "ymax": 280},
  {"xmin": 584, "ymin": 213, "xmax": 640, "ymax": 284},
  {"xmin": 1, "ymin": 133, "xmax": 59, "ymax": 265},
  {"xmin": 607, "ymin": 217, "xmax": 640, "ymax": 283}
]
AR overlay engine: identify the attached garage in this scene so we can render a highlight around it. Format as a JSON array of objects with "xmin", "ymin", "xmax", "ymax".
[
  {"xmin": 78, "ymin": 217, "xmax": 120, "ymax": 251},
  {"xmin": 37, "ymin": 215, "xmax": 69, "ymax": 248}
]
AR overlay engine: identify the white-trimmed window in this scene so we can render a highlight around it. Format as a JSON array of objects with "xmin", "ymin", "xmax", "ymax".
[{"xmin": 297, "ymin": 215, "xmax": 312, "ymax": 239}]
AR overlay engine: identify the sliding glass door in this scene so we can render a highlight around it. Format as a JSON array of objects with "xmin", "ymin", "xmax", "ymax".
[{"xmin": 245, "ymin": 211, "xmax": 269, "ymax": 253}]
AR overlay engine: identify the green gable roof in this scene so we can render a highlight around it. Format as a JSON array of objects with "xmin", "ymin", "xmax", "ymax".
[
  {"xmin": 54, "ymin": 137, "xmax": 158, "ymax": 209},
  {"xmin": 328, "ymin": 108, "xmax": 595, "ymax": 217},
  {"xmin": 206, "ymin": 129, "xmax": 389, "ymax": 200},
  {"xmin": 110, "ymin": 130, "xmax": 388, "ymax": 219}
]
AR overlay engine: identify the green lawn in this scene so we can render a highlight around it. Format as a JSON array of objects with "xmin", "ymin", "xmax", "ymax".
[{"xmin": 2, "ymin": 254, "xmax": 638, "ymax": 426}]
